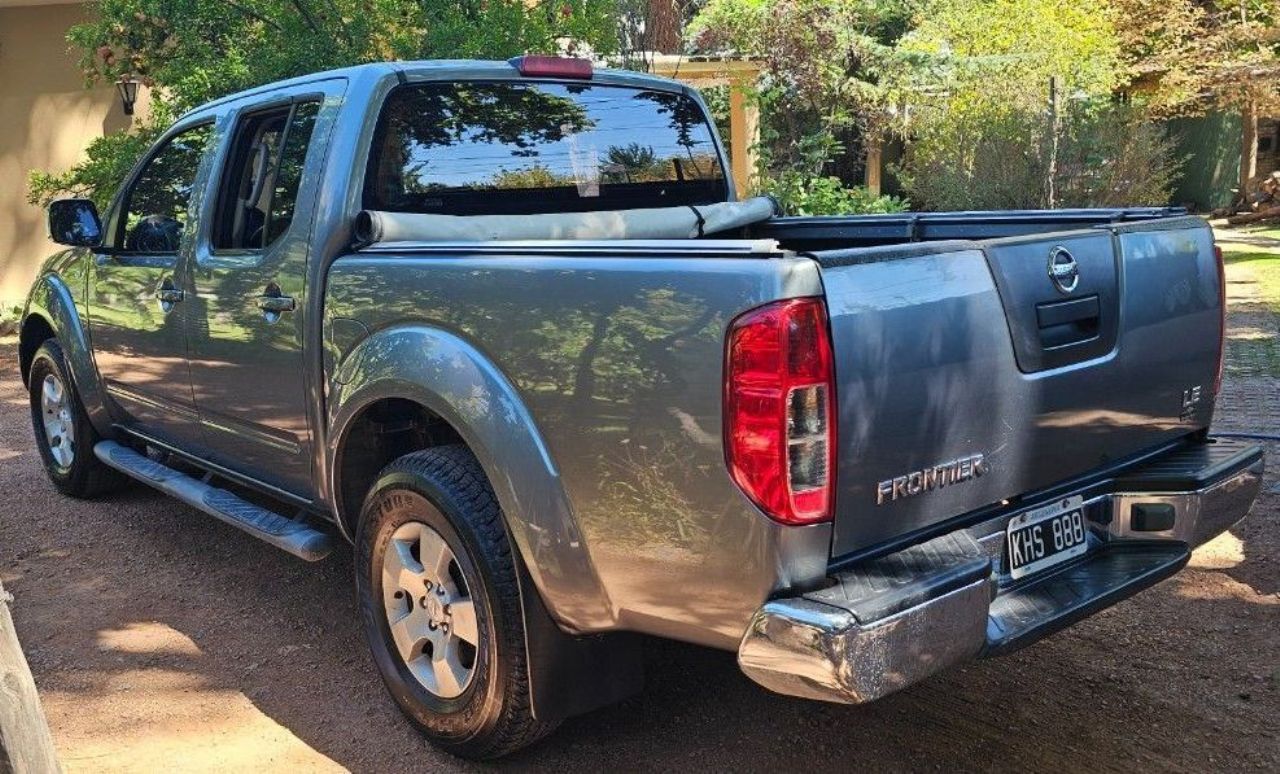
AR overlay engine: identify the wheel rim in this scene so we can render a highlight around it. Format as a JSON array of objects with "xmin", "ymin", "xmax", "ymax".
[
  {"xmin": 41, "ymin": 374, "xmax": 75, "ymax": 469},
  {"xmin": 382, "ymin": 520, "xmax": 479, "ymax": 699}
]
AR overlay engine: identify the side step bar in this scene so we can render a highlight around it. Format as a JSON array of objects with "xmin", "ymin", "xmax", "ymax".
[{"xmin": 94, "ymin": 441, "xmax": 334, "ymax": 561}]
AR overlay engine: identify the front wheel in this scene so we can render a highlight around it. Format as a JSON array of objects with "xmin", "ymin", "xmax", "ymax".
[
  {"xmin": 27, "ymin": 339, "xmax": 124, "ymax": 498},
  {"xmin": 355, "ymin": 446, "xmax": 555, "ymax": 760}
]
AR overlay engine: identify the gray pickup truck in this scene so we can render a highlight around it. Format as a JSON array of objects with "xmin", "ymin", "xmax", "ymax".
[{"xmin": 20, "ymin": 57, "xmax": 1264, "ymax": 759}]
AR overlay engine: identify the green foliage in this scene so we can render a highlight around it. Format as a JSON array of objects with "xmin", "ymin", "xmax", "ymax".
[
  {"xmin": 889, "ymin": 0, "xmax": 1138, "ymax": 209},
  {"xmin": 31, "ymin": 0, "xmax": 622, "ymax": 206},
  {"xmin": 898, "ymin": 102, "xmax": 1185, "ymax": 210},
  {"xmin": 689, "ymin": 0, "xmax": 913, "ymax": 195},
  {"xmin": 767, "ymin": 172, "xmax": 907, "ymax": 215},
  {"xmin": 1055, "ymin": 106, "xmax": 1186, "ymax": 207},
  {"xmin": 890, "ymin": 0, "xmax": 1121, "ymax": 115},
  {"xmin": 71, "ymin": 0, "xmax": 620, "ymax": 111}
]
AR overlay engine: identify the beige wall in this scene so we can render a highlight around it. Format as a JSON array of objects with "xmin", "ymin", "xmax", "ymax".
[{"xmin": 0, "ymin": 2, "xmax": 134, "ymax": 304}]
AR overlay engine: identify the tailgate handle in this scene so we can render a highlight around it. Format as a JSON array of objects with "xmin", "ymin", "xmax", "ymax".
[{"xmin": 1036, "ymin": 295, "xmax": 1100, "ymax": 349}]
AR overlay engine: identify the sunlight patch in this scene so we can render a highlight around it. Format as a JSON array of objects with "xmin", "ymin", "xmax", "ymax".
[
  {"xmin": 1188, "ymin": 531, "xmax": 1246, "ymax": 570},
  {"xmin": 96, "ymin": 621, "xmax": 203, "ymax": 657}
]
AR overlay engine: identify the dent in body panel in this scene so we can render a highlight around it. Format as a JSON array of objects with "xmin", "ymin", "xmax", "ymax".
[{"xmin": 325, "ymin": 252, "xmax": 829, "ymax": 647}]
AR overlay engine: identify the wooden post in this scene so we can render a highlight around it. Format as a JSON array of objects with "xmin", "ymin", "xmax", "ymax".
[
  {"xmin": 729, "ymin": 85, "xmax": 751, "ymax": 198},
  {"xmin": 0, "ymin": 581, "xmax": 60, "ymax": 773},
  {"xmin": 865, "ymin": 140, "xmax": 883, "ymax": 196}
]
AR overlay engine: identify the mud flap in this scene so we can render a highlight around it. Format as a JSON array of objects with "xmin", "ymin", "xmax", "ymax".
[{"xmin": 514, "ymin": 552, "xmax": 643, "ymax": 722}]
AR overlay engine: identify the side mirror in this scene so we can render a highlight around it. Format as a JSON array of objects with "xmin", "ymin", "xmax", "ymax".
[{"xmin": 48, "ymin": 199, "xmax": 103, "ymax": 248}]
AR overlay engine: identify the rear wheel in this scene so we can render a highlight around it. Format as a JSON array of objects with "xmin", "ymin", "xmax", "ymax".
[
  {"xmin": 27, "ymin": 340, "xmax": 124, "ymax": 498},
  {"xmin": 355, "ymin": 445, "xmax": 555, "ymax": 760}
]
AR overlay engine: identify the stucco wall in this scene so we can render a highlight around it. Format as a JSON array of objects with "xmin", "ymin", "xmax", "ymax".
[{"xmin": 0, "ymin": 3, "xmax": 133, "ymax": 305}]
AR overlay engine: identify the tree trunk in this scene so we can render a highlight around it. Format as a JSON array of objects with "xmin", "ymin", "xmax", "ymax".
[
  {"xmin": 0, "ymin": 582, "xmax": 60, "ymax": 773},
  {"xmin": 1046, "ymin": 76, "xmax": 1061, "ymax": 209},
  {"xmin": 1239, "ymin": 99, "xmax": 1259, "ymax": 208},
  {"xmin": 645, "ymin": 0, "xmax": 682, "ymax": 54}
]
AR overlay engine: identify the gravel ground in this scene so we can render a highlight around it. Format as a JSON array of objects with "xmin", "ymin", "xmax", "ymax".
[{"xmin": 1, "ymin": 257, "xmax": 1277, "ymax": 772}]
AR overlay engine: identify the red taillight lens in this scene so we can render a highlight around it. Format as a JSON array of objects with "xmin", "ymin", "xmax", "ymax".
[
  {"xmin": 508, "ymin": 55, "xmax": 593, "ymax": 79},
  {"xmin": 1213, "ymin": 243, "xmax": 1225, "ymax": 396},
  {"xmin": 724, "ymin": 298, "xmax": 835, "ymax": 525}
]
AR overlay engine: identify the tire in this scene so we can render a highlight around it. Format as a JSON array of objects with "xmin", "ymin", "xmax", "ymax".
[
  {"xmin": 355, "ymin": 445, "xmax": 556, "ymax": 760},
  {"xmin": 27, "ymin": 339, "xmax": 125, "ymax": 499}
]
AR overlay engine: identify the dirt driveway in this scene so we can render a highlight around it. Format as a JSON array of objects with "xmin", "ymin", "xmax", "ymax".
[{"xmin": 0, "ymin": 259, "xmax": 1276, "ymax": 772}]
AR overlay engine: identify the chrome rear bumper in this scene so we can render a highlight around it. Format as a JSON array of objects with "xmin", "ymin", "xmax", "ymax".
[{"xmin": 738, "ymin": 439, "xmax": 1264, "ymax": 704}]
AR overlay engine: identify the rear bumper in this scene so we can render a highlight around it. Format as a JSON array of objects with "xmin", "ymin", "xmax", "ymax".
[{"xmin": 737, "ymin": 438, "xmax": 1264, "ymax": 704}]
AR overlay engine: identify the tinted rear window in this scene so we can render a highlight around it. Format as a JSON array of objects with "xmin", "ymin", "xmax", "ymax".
[{"xmin": 365, "ymin": 81, "xmax": 728, "ymax": 215}]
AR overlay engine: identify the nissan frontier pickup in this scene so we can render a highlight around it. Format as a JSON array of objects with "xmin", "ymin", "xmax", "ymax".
[{"xmin": 19, "ymin": 56, "xmax": 1263, "ymax": 759}]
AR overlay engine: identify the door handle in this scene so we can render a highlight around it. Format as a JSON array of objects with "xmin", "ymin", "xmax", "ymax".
[{"xmin": 257, "ymin": 295, "xmax": 296, "ymax": 313}]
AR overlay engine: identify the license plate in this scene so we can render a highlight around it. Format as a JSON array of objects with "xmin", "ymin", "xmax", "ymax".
[{"xmin": 1006, "ymin": 496, "xmax": 1089, "ymax": 580}]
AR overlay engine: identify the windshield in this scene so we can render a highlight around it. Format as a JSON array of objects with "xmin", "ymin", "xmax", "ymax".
[{"xmin": 364, "ymin": 81, "xmax": 728, "ymax": 216}]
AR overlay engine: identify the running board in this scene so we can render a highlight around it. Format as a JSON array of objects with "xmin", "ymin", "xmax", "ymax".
[{"xmin": 93, "ymin": 441, "xmax": 333, "ymax": 561}]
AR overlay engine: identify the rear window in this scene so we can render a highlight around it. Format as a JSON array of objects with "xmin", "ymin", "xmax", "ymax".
[{"xmin": 365, "ymin": 81, "xmax": 728, "ymax": 216}]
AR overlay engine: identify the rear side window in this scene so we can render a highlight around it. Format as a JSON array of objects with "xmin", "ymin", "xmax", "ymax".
[
  {"xmin": 365, "ymin": 81, "xmax": 727, "ymax": 215},
  {"xmin": 213, "ymin": 100, "xmax": 320, "ymax": 250}
]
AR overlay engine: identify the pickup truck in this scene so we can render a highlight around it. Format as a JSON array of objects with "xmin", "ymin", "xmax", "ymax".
[{"xmin": 20, "ymin": 57, "xmax": 1264, "ymax": 759}]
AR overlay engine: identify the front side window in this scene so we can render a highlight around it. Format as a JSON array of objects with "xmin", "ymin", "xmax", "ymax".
[
  {"xmin": 213, "ymin": 100, "xmax": 321, "ymax": 250},
  {"xmin": 365, "ymin": 82, "xmax": 727, "ymax": 216},
  {"xmin": 121, "ymin": 123, "xmax": 213, "ymax": 253}
]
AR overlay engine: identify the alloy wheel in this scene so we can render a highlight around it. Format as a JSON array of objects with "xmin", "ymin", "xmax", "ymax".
[
  {"xmin": 382, "ymin": 520, "xmax": 480, "ymax": 699},
  {"xmin": 41, "ymin": 374, "xmax": 75, "ymax": 469}
]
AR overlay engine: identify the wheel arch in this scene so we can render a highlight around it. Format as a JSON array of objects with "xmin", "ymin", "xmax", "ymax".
[
  {"xmin": 19, "ymin": 273, "xmax": 112, "ymax": 435},
  {"xmin": 327, "ymin": 323, "xmax": 614, "ymax": 633}
]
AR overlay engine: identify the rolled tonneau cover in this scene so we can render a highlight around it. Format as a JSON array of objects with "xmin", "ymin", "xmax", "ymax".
[{"xmin": 352, "ymin": 196, "xmax": 779, "ymax": 247}]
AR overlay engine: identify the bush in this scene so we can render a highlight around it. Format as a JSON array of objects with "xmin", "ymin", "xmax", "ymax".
[
  {"xmin": 898, "ymin": 103, "xmax": 1184, "ymax": 210},
  {"xmin": 767, "ymin": 171, "xmax": 908, "ymax": 215},
  {"xmin": 1054, "ymin": 107, "xmax": 1185, "ymax": 208}
]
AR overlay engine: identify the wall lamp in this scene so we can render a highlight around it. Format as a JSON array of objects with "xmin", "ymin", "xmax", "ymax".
[{"xmin": 116, "ymin": 75, "xmax": 142, "ymax": 116}]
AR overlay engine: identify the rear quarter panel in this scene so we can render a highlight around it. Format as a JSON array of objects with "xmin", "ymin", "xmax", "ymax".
[{"xmin": 325, "ymin": 250, "xmax": 830, "ymax": 647}]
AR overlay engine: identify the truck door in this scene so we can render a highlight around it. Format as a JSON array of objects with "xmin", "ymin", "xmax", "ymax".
[
  {"xmin": 90, "ymin": 121, "xmax": 214, "ymax": 450},
  {"xmin": 185, "ymin": 88, "xmax": 335, "ymax": 497}
]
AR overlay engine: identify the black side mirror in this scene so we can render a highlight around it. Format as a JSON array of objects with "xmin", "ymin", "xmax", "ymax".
[{"xmin": 48, "ymin": 199, "xmax": 103, "ymax": 248}]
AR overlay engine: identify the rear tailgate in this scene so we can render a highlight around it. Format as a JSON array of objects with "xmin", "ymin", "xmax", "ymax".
[{"xmin": 816, "ymin": 216, "xmax": 1221, "ymax": 557}]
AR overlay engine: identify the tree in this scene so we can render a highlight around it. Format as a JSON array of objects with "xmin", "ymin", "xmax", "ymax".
[
  {"xmin": 645, "ymin": 0, "xmax": 684, "ymax": 53},
  {"xmin": 30, "ymin": 0, "xmax": 622, "ymax": 207},
  {"xmin": 1109, "ymin": 0, "xmax": 1280, "ymax": 206},
  {"xmin": 688, "ymin": 0, "xmax": 913, "ymax": 210},
  {"xmin": 886, "ymin": 0, "xmax": 1132, "ymax": 209}
]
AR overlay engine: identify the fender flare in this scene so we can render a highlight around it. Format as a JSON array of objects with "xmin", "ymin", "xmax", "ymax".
[
  {"xmin": 21, "ymin": 273, "xmax": 112, "ymax": 436},
  {"xmin": 327, "ymin": 323, "xmax": 615, "ymax": 634}
]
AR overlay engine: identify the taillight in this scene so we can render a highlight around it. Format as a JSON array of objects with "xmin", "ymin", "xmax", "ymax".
[
  {"xmin": 508, "ymin": 55, "xmax": 593, "ymax": 79},
  {"xmin": 724, "ymin": 298, "xmax": 835, "ymax": 525},
  {"xmin": 1213, "ymin": 243, "xmax": 1225, "ymax": 396}
]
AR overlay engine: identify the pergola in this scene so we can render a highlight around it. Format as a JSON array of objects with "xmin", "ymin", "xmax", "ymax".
[{"xmin": 645, "ymin": 55, "xmax": 764, "ymax": 197}]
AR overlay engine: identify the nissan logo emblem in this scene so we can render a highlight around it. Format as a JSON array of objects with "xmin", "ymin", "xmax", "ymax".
[{"xmin": 1048, "ymin": 246, "xmax": 1079, "ymax": 294}]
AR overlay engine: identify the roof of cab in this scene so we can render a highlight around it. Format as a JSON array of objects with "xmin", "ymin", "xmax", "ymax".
[{"xmin": 178, "ymin": 59, "xmax": 689, "ymax": 122}]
